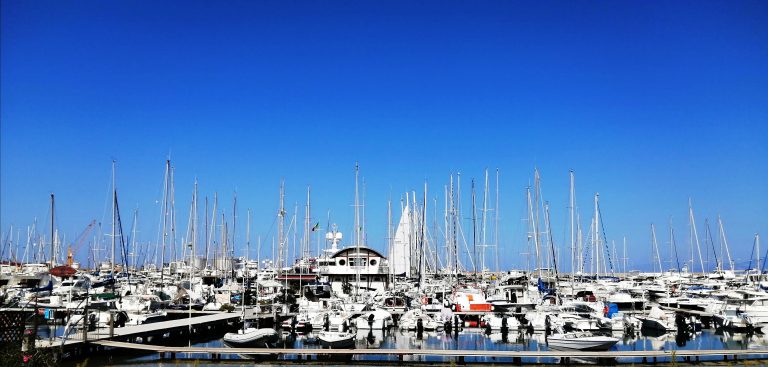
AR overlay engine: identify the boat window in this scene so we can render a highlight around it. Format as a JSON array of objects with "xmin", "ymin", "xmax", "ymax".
[
  {"xmin": 338, "ymin": 259, "xmax": 346, "ymax": 266},
  {"xmin": 370, "ymin": 259, "xmax": 377, "ymax": 266}
]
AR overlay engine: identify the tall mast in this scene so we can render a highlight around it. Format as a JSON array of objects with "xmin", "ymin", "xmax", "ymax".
[
  {"xmin": 569, "ymin": 170, "xmax": 575, "ymax": 275},
  {"xmin": 170, "ymin": 165, "xmax": 176, "ymax": 264},
  {"xmin": 525, "ymin": 185, "xmax": 534, "ymax": 275},
  {"xmin": 160, "ymin": 159, "xmax": 170, "ymax": 294},
  {"xmin": 450, "ymin": 175, "xmax": 458, "ymax": 280},
  {"xmin": 651, "ymin": 223, "xmax": 663, "ymax": 273},
  {"xmin": 246, "ymin": 209, "xmax": 251, "ymax": 262},
  {"xmin": 471, "ymin": 179, "xmax": 478, "ymax": 275},
  {"xmin": 689, "ymin": 199, "xmax": 705, "ymax": 274},
  {"xmin": 354, "ymin": 162, "xmax": 361, "ymax": 247},
  {"xmin": 718, "ymin": 216, "xmax": 735, "ymax": 272},
  {"xmin": 277, "ymin": 180, "xmax": 285, "ymax": 271},
  {"xmin": 204, "ymin": 196, "xmax": 209, "ymax": 268},
  {"xmin": 387, "ymin": 198, "xmax": 393, "ymax": 288},
  {"xmin": 192, "ymin": 179, "xmax": 198, "ymax": 273},
  {"xmin": 231, "ymin": 191, "xmax": 237, "ymax": 275},
  {"xmin": 354, "ymin": 163, "xmax": 361, "ymax": 298},
  {"xmin": 304, "ymin": 186, "xmax": 311, "ymax": 259},
  {"xmin": 493, "ymin": 169, "xmax": 500, "ymax": 272},
  {"xmin": 594, "ymin": 193, "xmax": 600, "ymax": 278},
  {"xmin": 533, "ymin": 170, "xmax": 543, "ymax": 277},
  {"xmin": 50, "ymin": 193, "xmax": 55, "ymax": 268},
  {"xmin": 111, "ymin": 160, "xmax": 117, "ymax": 278},
  {"xmin": 481, "ymin": 169, "xmax": 488, "ymax": 273},
  {"xmin": 420, "ymin": 181, "xmax": 427, "ymax": 289}
]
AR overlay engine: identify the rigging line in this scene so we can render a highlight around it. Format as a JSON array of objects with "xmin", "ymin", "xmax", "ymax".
[
  {"xmin": 596, "ymin": 201, "xmax": 614, "ymax": 274},
  {"xmin": 747, "ymin": 237, "xmax": 756, "ymax": 272}
]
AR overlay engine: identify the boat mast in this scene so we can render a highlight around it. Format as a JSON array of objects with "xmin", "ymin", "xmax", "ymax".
[
  {"xmin": 718, "ymin": 216, "xmax": 735, "ymax": 272},
  {"xmin": 50, "ymin": 192, "xmax": 55, "ymax": 268},
  {"xmin": 246, "ymin": 209, "xmax": 251, "ymax": 263},
  {"xmin": 419, "ymin": 181, "xmax": 427, "ymax": 290},
  {"xmin": 494, "ymin": 168, "xmax": 500, "ymax": 272},
  {"xmin": 471, "ymin": 179, "xmax": 478, "ymax": 276},
  {"xmin": 569, "ymin": 170, "xmax": 575, "ymax": 275},
  {"xmin": 594, "ymin": 193, "xmax": 600, "ymax": 279},
  {"xmin": 111, "ymin": 160, "xmax": 117, "ymax": 278},
  {"xmin": 387, "ymin": 198, "xmax": 393, "ymax": 289},
  {"xmin": 160, "ymin": 159, "xmax": 170, "ymax": 296},
  {"xmin": 651, "ymin": 223, "xmax": 663, "ymax": 273},
  {"xmin": 481, "ymin": 169, "xmax": 488, "ymax": 273},
  {"xmin": 277, "ymin": 180, "xmax": 285, "ymax": 273},
  {"xmin": 304, "ymin": 186, "xmax": 311, "ymax": 260},
  {"xmin": 689, "ymin": 199, "xmax": 705, "ymax": 274},
  {"xmin": 354, "ymin": 163, "xmax": 361, "ymax": 298}
]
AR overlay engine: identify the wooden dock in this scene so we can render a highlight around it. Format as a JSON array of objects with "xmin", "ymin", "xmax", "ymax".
[
  {"xmin": 92, "ymin": 340, "xmax": 768, "ymax": 364},
  {"xmin": 36, "ymin": 311, "xmax": 241, "ymax": 349}
]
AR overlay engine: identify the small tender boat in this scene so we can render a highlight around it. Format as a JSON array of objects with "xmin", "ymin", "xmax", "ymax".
[
  {"xmin": 547, "ymin": 330, "xmax": 619, "ymax": 351},
  {"xmin": 318, "ymin": 331, "xmax": 355, "ymax": 348},
  {"xmin": 223, "ymin": 326, "xmax": 279, "ymax": 347}
]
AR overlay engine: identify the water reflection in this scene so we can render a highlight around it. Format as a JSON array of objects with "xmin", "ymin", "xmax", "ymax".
[{"xmin": 49, "ymin": 325, "xmax": 768, "ymax": 366}]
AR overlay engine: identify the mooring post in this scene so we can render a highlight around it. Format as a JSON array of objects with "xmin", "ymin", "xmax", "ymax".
[{"xmin": 109, "ymin": 312, "xmax": 115, "ymax": 338}]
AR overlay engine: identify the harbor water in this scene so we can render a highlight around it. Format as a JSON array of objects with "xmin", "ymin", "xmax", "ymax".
[{"xmin": 57, "ymin": 326, "xmax": 768, "ymax": 366}]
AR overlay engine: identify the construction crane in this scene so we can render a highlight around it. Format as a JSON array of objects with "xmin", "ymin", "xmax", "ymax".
[{"xmin": 67, "ymin": 219, "xmax": 97, "ymax": 267}]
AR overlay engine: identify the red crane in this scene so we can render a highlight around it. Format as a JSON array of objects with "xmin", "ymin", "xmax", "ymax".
[{"xmin": 67, "ymin": 219, "xmax": 97, "ymax": 266}]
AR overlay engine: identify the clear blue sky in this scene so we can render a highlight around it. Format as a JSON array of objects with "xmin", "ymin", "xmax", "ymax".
[{"xmin": 2, "ymin": 0, "xmax": 766, "ymax": 271}]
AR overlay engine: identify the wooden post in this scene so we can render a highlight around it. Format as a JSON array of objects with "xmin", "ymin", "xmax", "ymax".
[{"xmin": 109, "ymin": 312, "xmax": 115, "ymax": 338}]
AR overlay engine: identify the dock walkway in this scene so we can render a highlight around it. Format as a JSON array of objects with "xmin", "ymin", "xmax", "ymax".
[
  {"xmin": 36, "ymin": 311, "xmax": 241, "ymax": 348},
  {"xmin": 93, "ymin": 340, "xmax": 768, "ymax": 364}
]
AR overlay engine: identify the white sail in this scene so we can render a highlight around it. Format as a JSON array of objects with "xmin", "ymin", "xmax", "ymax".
[{"xmin": 392, "ymin": 204, "xmax": 412, "ymax": 277}]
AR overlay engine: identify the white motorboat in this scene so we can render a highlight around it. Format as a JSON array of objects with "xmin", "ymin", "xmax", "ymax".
[
  {"xmin": 223, "ymin": 326, "xmax": 278, "ymax": 347},
  {"xmin": 481, "ymin": 313, "xmax": 521, "ymax": 331},
  {"xmin": 399, "ymin": 309, "xmax": 442, "ymax": 331},
  {"xmin": 318, "ymin": 331, "xmax": 355, "ymax": 348},
  {"xmin": 637, "ymin": 307, "xmax": 675, "ymax": 332},
  {"xmin": 354, "ymin": 309, "xmax": 393, "ymax": 330},
  {"xmin": 547, "ymin": 330, "xmax": 619, "ymax": 351}
]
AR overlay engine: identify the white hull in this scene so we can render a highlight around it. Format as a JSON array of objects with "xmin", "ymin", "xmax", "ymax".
[
  {"xmin": 318, "ymin": 331, "xmax": 355, "ymax": 348},
  {"xmin": 223, "ymin": 328, "xmax": 278, "ymax": 347},
  {"xmin": 547, "ymin": 333, "xmax": 619, "ymax": 351}
]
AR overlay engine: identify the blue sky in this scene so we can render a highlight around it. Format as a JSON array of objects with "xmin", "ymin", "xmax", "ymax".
[{"xmin": 1, "ymin": 0, "xmax": 766, "ymax": 271}]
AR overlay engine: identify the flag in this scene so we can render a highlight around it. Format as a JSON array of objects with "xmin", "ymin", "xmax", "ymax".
[{"xmin": 311, "ymin": 222, "xmax": 320, "ymax": 231}]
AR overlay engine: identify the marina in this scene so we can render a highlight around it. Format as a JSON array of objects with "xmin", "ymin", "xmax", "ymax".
[
  {"xmin": 0, "ymin": 164, "xmax": 767, "ymax": 366},
  {"xmin": 2, "ymin": 1, "xmax": 766, "ymax": 366}
]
